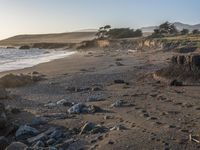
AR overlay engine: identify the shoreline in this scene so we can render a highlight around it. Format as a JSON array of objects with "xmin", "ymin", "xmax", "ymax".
[{"xmin": 0, "ymin": 50, "xmax": 78, "ymax": 78}]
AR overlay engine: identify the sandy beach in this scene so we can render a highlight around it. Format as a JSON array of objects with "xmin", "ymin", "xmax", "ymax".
[{"xmin": 1, "ymin": 47, "xmax": 200, "ymax": 149}]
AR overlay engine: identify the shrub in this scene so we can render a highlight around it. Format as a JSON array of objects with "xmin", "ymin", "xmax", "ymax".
[
  {"xmin": 107, "ymin": 28, "xmax": 142, "ymax": 39},
  {"xmin": 181, "ymin": 29, "xmax": 189, "ymax": 35}
]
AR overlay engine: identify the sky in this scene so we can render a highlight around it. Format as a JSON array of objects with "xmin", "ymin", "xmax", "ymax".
[{"xmin": 0, "ymin": 0, "xmax": 199, "ymax": 39}]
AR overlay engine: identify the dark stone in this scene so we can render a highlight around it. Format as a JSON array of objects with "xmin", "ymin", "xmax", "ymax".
[
  {"xmin": 0, "ymin": 136, "xmax": 9, "ymax": 150},
  {"xmin": 114, "ymin": 80, "xmax": 125, "ymax": 84},
  {"xmin": 19, "ymin": 45, "xmax": 30, "ymax": 49},
  {"xmin": 170, "ymin": 80, "xmax": 183, "ymax": 86}
]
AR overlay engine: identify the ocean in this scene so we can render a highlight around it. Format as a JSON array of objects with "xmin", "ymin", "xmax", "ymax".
[{"xmin": 0, "ymin": 48, "xmax": 76, "ymax": 72}]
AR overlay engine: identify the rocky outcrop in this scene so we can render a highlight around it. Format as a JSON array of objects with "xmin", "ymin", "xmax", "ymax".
[
  {"xmin": 171, "ymin": 54, "xmax": 200, "ymax": 71},
  {"xmin": 154, "ymin": 54, "xmax": 200, "ymax": 85}
]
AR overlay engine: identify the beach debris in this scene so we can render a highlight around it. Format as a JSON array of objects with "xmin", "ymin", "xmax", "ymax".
[
  {"xmin": 44, "ymin": 102, "xmax": 57, "ymax": 108},
  {"xmin": 110, "ymin": 125, "xmax": 126, "ymax": 131},
  {"xmin": 56, "ymin": 99, "xmax": 70, "ymax": 106},
  {"xmin": 189, "ymin": 134, "xmax": 200, "ymax": 143},
  {"xmin": 80, "ymin": 122, "xmax": 107, "ymax": 135},
  {"xmin": 111, "ymin": 100, "xmax": 125, "ymax": 107},
  {"xmin": 15, "ymin": 125, "xmax": 39, "ymax": 139},
  {"xmin": 5, "ymin": 142, "xmax": 28, "ymax": 150},
  {"xmin": 68, "ymin": 103, "xmax": 101, "ymax": 114},
  {"xmin": 92, "ymin": 86, "xmax": 103, "ymax": 91}
]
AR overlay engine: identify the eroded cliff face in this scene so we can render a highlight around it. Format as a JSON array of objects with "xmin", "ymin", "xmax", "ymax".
[
  {"xmin": 77, "ymin": 38, "xmax": 164, "ymax": 51},
  {"xmin": 77, "ymin": 38, "xmax": 199, "ymax": 52}
]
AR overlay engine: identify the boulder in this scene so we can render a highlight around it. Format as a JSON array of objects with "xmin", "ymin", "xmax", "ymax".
[
  {"xmin": 5, "ymin": 142, "xmax": 27, "ymax": 150},
  {"xmin": 15, "ymin": 125, "xmax": 39, "ymax": 139},
  {"xmin": 30, "ymin": 117, "xmax": 47, "ymax": 126}
]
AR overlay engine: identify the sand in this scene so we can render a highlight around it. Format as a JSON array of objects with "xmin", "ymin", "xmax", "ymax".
[{"xmin": 1, "ymin": 48, "xmax": 200, "ymax": 150}]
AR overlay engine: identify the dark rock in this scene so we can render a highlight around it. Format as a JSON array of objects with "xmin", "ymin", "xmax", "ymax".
[
  {"xmin": 55, "ymin": 139, "xmax": 75, "ymax": 149},
  {"xmin": 47, "ymin": 138, "xmax": 56, "ymax": 145},
  {"xmin": 170, "ymin": 80, "xmax": 183, "ymax": 86},
  {"xmin": 30, "ymin": 117, "xmax": 47, "ymax": 126},
  {"xmin": 0, "ymin": 103, "xmax": 7, "ymax": 129},
  {"xmin": 15, "ymin": 125, "xmax": 39, "ymax": 139},
  {"xmin": 33, "ymin": 140, "xmax": 45, "ymax": 148},
  {"xmin": 19, "ymin": 45, "xmax": 30, "ymax": 49},
  {"xmin": 27, "ymin": 133, "xmax": 47, "ymax": 144},
  {"xmin": 114, "ymin": 80, "xmax": 125, "ymax": 84},
  {"xmin": 11, "ymin": 108, "xmax": 21, "ymax": 114},
  {"xmin": 0, "ymin": 136, "xmax": 9, "ymax": 150},
  {"xmin": 65, "ymin": 87, "xmax": 76, "ymax": 92},
  {"xmin": 5, "ymin": 142, "xmax": 27, "ymax": 150},
  {"xmin": 49, "ymin": 130, "xmax": 63, "ymax": 140},
  {"xmin": 87, "ymin": 94, "xmax": 105, "ymax": 102}
]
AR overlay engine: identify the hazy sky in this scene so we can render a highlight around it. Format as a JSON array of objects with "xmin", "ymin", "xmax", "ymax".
[{"xmin": 0, "ymin": 0, "xmax": 199, "ymax": 39}]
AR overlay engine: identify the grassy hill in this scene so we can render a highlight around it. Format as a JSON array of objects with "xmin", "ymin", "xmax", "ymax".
[{"xmin": 0, "ymin": 32, "xmax": 96, "ymax": 46}]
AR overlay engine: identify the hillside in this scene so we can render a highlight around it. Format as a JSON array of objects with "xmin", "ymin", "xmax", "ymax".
[
  {"xmin": 0, "ymin": 32, "xmax": 96, "ymax": 46},
  {"xmin": 141, "ymin": 22, "xmax": 200, "ymax": 33}
]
